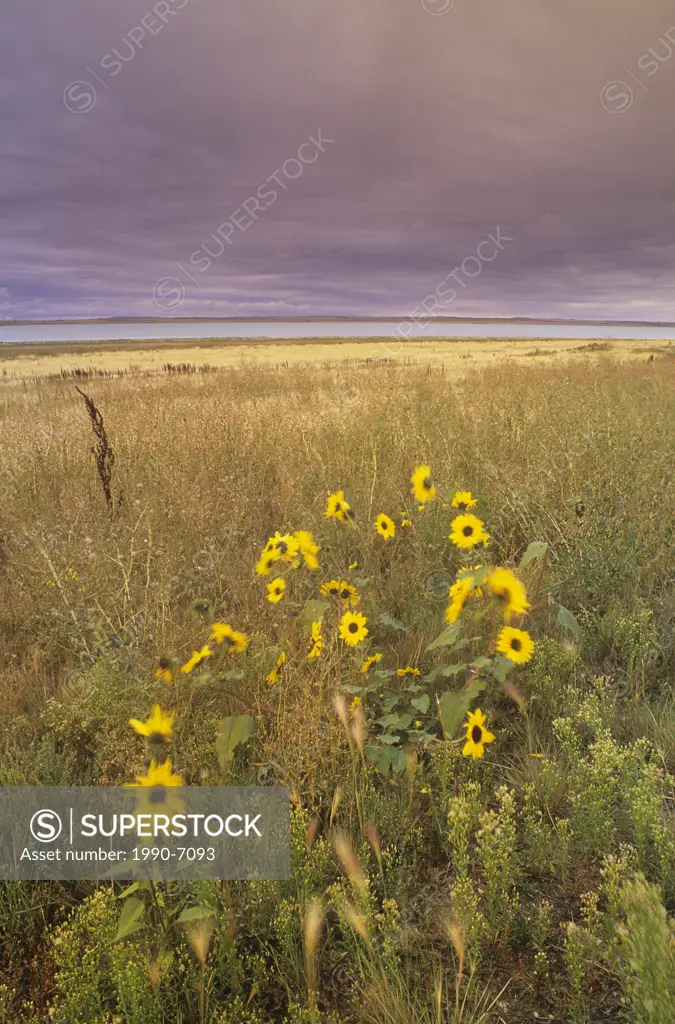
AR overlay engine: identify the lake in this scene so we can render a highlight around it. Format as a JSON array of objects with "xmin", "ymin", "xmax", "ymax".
[{"xmin": 1, "ymin": 320, "xmax": 675, "ymax": 344}]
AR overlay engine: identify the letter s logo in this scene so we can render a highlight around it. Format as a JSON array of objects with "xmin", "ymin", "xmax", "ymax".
[{"xmin": 30, "ymin": 810, "xmax": 63, "ymax": 843}]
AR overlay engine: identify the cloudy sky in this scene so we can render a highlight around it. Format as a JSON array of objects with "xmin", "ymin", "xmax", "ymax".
[{"xmin": 2, "ymin": 0, "xmax": 675, "ymax": 321}]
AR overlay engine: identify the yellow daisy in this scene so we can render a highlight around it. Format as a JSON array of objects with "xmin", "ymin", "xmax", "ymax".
[
  {"xmin": 270, "ymin": 532, "xmax": 299, "ymax": 563},
  {"xmin": 154, "ymin": 658, "xmax": 174, "ymax": 685},
  {"xmin": 459, "ymin": 564, "xmax": 483, "ymax": 598},
  {"xmin": 449, "ymin": 513, "xmax": 489, "ymax": 550},
  {"xmin": 360, "ymin": 653, "xmax": 382, "ymax": 674},
  {"xmin": 400, "ymin": 515, "xmax": 413, "ymax": 528},
  {"xmin": 374, "ymin": 513, "xmax": 396, "ymax": 540},
  {"xmin": 496, "ymin": 626, "xmax": 534, "ymax": 664},
  {"xmin": 462, "ymin": 709, "xmax": 496, "ymax": 760},
  {"xmin": 410, "ymin": 465, "xmax": 436, "ymax": 504},
  {"xmin": 337, "ymin": 581, "xmax": 360, "ymax": 608},
  {"xmin": 396, "ymin": 666, "xmax": 420, "ymax": 677},
  {"xmin": 181, "ymin": 646, "xmax": 212, "ymax": 674},
  {"xmin": 266, "ymin": 650, "xmax": 288, "ymax": 686},
  {"xmin": 445, "ymin": 574, "xmax": 475, "ymax": 624},
  {"xmin": 486, "ymin": 567, "xmax": 530, "ymax": 622},
  {"xmin": 350, "ymin": 696, "xmax": 363, "ymax": 714},
  {"xmin": 129, "ymin": 704, "xmax": 174, "ymax": 741},
  {"xmin": 210, "ymin": 623, "xmax": 249, "ymax": 653},
  {"xmin": 293, "ymin": 530, "xmax": 320, "ymax": 570},
  {"xmin": 451, "ymin": 491, "xmax": 477, "ymax": 512},
  {"xmin": 307, "ymin": 621, "xmax": 324, "ymax": 659},
  {"xmin": 266, "ymin": 577, "xmax": 286, "ymax": 603},
  {"xmin": 255, "ymin": 549, "xmax": 279, "ymax": 576},
  {"xmin": 320, "ymin": 579, "xmax": 342, "ymax": 598},
  {"xmin": 127, "ymin": 757, "xmax": 183, "ymax": 788},
  {"xmin": 325, "ymin": 490, "xmax": 353, "ymax": 524},
  {"xmin": 339, "ymin": 610, "xmax": 368, "ymax": 647}
]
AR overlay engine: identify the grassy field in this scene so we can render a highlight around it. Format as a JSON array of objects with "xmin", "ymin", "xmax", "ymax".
[
  {"xmin": 0, "ymin": 335, "xmax": 672, "ymax": 378},
  {"xmin": 0, "ymin": 348, "xmax": 673, "ymax": 1022}
]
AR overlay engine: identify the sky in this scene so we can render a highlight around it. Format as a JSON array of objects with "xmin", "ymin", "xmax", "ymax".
[{"xmin": 2, "ymin": 0, "xmax": 675, "ymax": 322}]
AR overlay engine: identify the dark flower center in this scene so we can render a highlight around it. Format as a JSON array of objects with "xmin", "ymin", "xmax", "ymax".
[
  {"xmin": 423, "ymin": 477, "xmax": 432, "ymax": 489},
  {"xmin": 471, "ymin": 725, "xmax": 483, "ymax": 744},
  {"xmin": 511, "ymin": 638, "xmax": 522, "ymax": 651},
  {"xmin": 463, "ymin": 525, "xmax": 474, "ymax": 537},
  {"xmin": 341, "ymin": 589, "xmax": 351, "ymax": 599},
  {"xmin": 496, "ymin": 587, "xmax": 511, "ymax": 604},
  {"xmin": 275, "ymin": 587, "xmax": 282, "ymax": 595},
  {"xmin": 149, "ymin": 732, "xmax": 167, "ymax": 744},
  {"xmin": 334, "ymin": 502, "xmax": 342, "ymax": 512},
  {"xmin": 457, "ymin": 502, "xmax": 467, "ymax": 512},
  {"xmin": 276, "ymin": 541, "xmax": 288, "ymax": 554},
  {"xmin": 348, "ymin": 622, "xmax": 359, "ymax": 633},
  {"xmin": 149, "ymin": 786, "xmax": 167, "ymax": 805}
]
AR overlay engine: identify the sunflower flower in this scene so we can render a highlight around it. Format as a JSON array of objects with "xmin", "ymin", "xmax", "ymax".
[
  {"xmin": 396, "ymin": 666, "xmax": 420, "ymax": 677},
  {"xmin": 339, "ymin": 610, "xmax": 368, "ymax": 646},
  {"xmin": 255, "ymin": 549, "xmax": 279, "ymax": 576},
  {"xmin": 462, "ymin": 709, "xmax": 496, "ymax": 760},
  {"xmin": 496, "ymin": 626, "xmax": 534, "ymax": 664},
  {"xmin": 269, "ymin": 532, "xmax": 299, "ymax": 563},
  {"xmin": 451, "ymin": 490, "xmax": 477, "ymax": 512},
  {"xmin": 325, "ymin": 490, "xmax": 353, "ymax": 524},
  {"xmin": 154, "ymin": 658, "xmax": 174, "ymax": 685},
  {"xmin": 129, "ymin": 704, "xmax": 174, "ymax": 741},
  {"xmin": 181, "ymin": 646, "xmax": 212, "ymax": 674},
  {"xmin": 127, "ymin": 757, "xmax": 183, "ymax": 788},
  {"xmin": 445, "ymin": 574, "xmax": 475, "ymax": 624},
  {"xmin": 360, "ymin": 653, "xmax": 382, "ymax": 673},
  {"xmin": 320, "ymin": 579, "xmax": 341, "ymax": 598},
  {"xmin": 266, "ymin": 650, "xmax": 288, "ymax": 685},
  {"xmin": 410, "ymin": 465, "xmax": 436, "ymax": 504},
  {"xmin": 449, "ymin": 513, "xmax": 489, "ymax": 550},
  {"xmin": 486, "ymin": 567, "xmax": 530, "ymax": 621},
  {"xmin": 307, "ymin": 621, "xmax": 324, "ymax": 659},
  {"xmin": 459, "ymin": 564, "xmax": 484, "ymax": 598},
  {"xmin": 210, "ymin": 623, "xmax": 249, "ymax": 653},
  {"xmin": 374, "ymin": 513, "xmax": 396, "ymax": 540},
  {"xmin": 266, "ymin": 577, "xmax": 286, "ymax": 603},
  {"xmin": 293, "ymin": 530, "xmax": 320, "ymax": 570},
  {"xmin": 338, "ymin": 581, "xmax": 359, "ymax": 608}
]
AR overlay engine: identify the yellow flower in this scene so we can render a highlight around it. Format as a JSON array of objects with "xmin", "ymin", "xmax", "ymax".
[
  {"xmin": 445, "ymin": 574, "xmax": 475, "ymax": 624},
  {"xmin": 255, "ymin": 550, "xmax": 279, "ymax": 576},
  {"xmin": 325, "ymin": 490, "xmax": 353, "ymax": 524},
  {"xmin": 181, "ymin": 646, "xmax": 212, "ymax": 674},
  {"xmin": 129, "ymin": 704, "xmax": 174, "ymax": 741},
  {"xmin": 210, "ymin": 623, "xmax": 249, "ymax": 653},
  {"xmin": 449, "ymin": 513, "xmax": 489, "ymax": 550},
  {"xmin": 360, "ymin": 653, "xmax": 382, "ymax": 673},
  {"xmin": 266, "ymin": 650, "xmax": 288, "ymax": 685},
  {"xmin": 320, "ymin": 579, "xmax": 341, "ymax": 598},
  {"xmin": 400, "ymin": 515, "xmax": 413, "ymax": 528},
  {"xmin": 410, "ymin": 465, "xmax": 436, "ymax": 504},
  {"xmin": 396, "ymin": 666, "xmax": 420, "ymax": 677},
  {"xmin": 307, "ymin": 621, "xmax": 324, "ymax": 659},
  {"xmin": 462, "ymin": 709, "xmax": 495, "ymax": 760},
  {"xmin": 414, "ymin": 720, "xmax": 422, "ymax": 728},
  {"xmin": 293, "ymin": 530, "xmax": 320, "ymax": 570},
  {"xmin": 154, "ymin": 658, "xmax": 174, "ymax": 685},
  {"xmin": 339, "ymin": 610, "xmax": 368, "ymax": 646},
  {"xmin": 486, "ymin": 567, "xmax": 530, "ymax": 622},
  {"xmin": 127, "ymin": 757, "xmax": 183, "ymax": 788},
  {"xmin": 269, "ymin": 532, "xmax": 299, "ymax": 563},
  {"xmin": 496, "ymin": 626, "xmax": 534, "ymax": 664},
  {"xmin": 459, "ymin": 564, "xmax": 483, "ymax": 598},
  {"xmin": 266, "ymin": 577, "xmax": 286, "ymax": 603},
  {"xmin": 349, "ymin": 560, "xmax": 359, "ymax": 569},
  {"xmin": 374, "ymin": 513, "xmax": 396, "ymax": 540},
  {"xmin": 350, "ymin": 696, "xmax": 363, "ymax": 713},
  {"xmin": 451, "ymin": 490, "xmax": 477, "ymax": 512},
  {"xmin": 338, "ymin": 581, "xmax": 359, "ymax": 608}
]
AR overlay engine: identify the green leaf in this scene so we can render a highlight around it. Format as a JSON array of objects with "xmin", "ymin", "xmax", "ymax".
[
  {"xmin": 437, "ymin": 690, "xmax": 470, "ymax": 739},
  {"xmin": 470, "ymin": 656, "xmax": 493, "ymax": 670},
  {"xmin": 215, "ymin": 715, "xmax": 255, "ymax": 768},
  {"xmin": 298, "ymin": 599, "xmax": 330, "ymax": 628},
  {"xmin": 491, "ymin": 657, "xmax": 513, "ymax": 684},
  {"xmin": 114, "ymin": 897, "xmax": 146, "ymax": 942},
  {"xmin": 378, "ymin": 613, "xmax": 409, "ymax": 633},
  {"xmin": 378, "ymin": 734, "xmax": 401, "ymax": 745},
  {"xmin": 410, "ymin": 694, "xmax": 430, "ymax": 713},
  {"xmin": 557, "ymin": 605, "xmax": 582, "ymax": 643},
  {"xmin": 117, "ymin": 880, "xmax": 150, "ymax": 900},
  {"xmin": 376, "ymin": 713, "xmax": 400, "ymax": 728},
  {"xmin": 393, "ymin": 713, "xmax": 413, "ymax": 730},
  {"xmin": 343, "ymin": 684, "xmax": 365, "ymax": 694},
  {"xmin": 424, "ymin": 664, "xmax": 467, "ymax": 684},
  {"xmin": 426, "ymin": 625, "xmax": 461, "ymax": 651},
  {"xmin": 176, "ymin": 906, "xmax": 215, "ymax": 924},
  {"xmin": 463, "ymin": 678, "xmax": 487, "ymax": 700},
  {"xmin": 519, "ymin": 541, "xmax": 549, "ymax": 569}
]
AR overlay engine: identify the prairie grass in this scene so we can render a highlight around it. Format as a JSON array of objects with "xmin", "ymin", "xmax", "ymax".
[{"xmin": 0, "ymin": 351, "xmax": 673, "ymax": 1022}]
